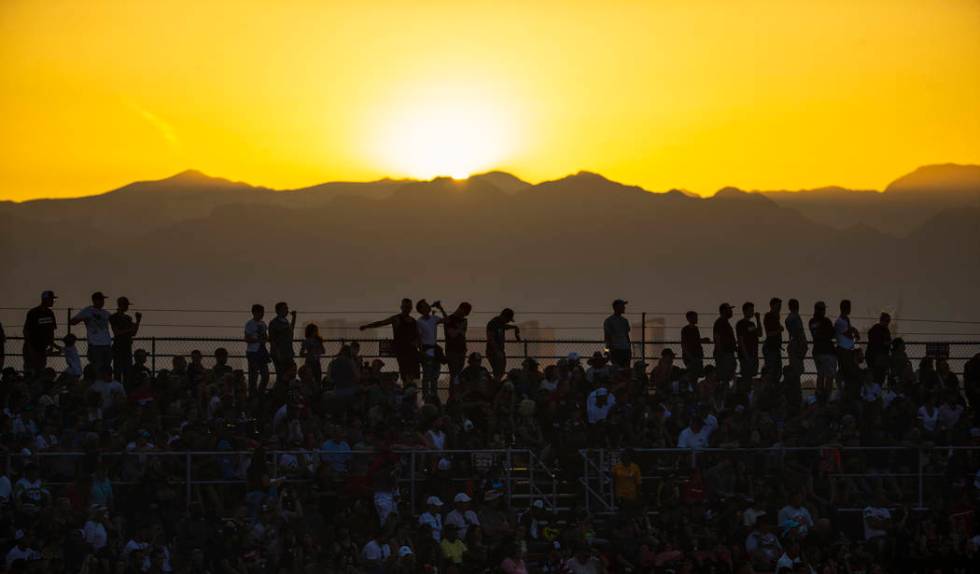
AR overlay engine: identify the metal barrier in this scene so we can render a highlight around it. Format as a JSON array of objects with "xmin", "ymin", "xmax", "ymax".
[
  {"xmin": 580, "ymin": 446, "xmax": 980, "ymax": 513},
  {"xmin": 3, "ymin": 335, "xmax": 978, "ymax": 386},
  {"xmin": 6, "ymin": 448, "xmax": 556, "ymax": 515}
]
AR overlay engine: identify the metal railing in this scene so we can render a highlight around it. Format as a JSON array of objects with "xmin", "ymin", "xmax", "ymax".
[
  {"xmin": 580, "ymin": 446, "xmax": 980, "ymax": 513},
  {"xmin": 5, "ymin": 447, "xmax": 556, "ymax": 515},
  {"xmin": 3, "ymin": 335, "xmax": 977, "ymax": 386}
]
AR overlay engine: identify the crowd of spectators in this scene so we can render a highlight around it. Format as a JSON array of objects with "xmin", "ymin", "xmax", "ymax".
[{"xmin": 1, "ymin": 291, "xmax": 980, "ymax": 573}]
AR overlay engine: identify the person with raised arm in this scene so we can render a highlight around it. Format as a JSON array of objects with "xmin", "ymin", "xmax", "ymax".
[{"xmin": 360, "ymin": 299, "xmax": 420, "ymax": 384}]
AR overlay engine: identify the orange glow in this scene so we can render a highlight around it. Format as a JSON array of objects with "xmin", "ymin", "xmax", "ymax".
[{"xmin": 0, "ymin": 0, "xmax": 978, "ymax": 199}]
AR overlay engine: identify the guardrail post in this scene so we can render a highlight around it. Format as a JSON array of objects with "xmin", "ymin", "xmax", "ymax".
[
  {"xmin": 185, "ymin": 452, "xmax": 192, "ymax": 511},
  {"xmin": 151, "ymin": 337, "xmax": 157, "ymax": 376},
  {"xmin": 598, "ymin": 448, "xmax": 605, "ymax": 510},
  {"xmin": 66, "ymin": 307, "xmax": 72, "ymax": 336},
  {"xmin": 410, "ymin": 451, "xmax": 416, "ymax": 517}
]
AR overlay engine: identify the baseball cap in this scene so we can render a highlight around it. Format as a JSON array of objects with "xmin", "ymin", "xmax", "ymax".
[
  {"xmin": 41, "ymin": 290, "xmax": 57, "ymax": 300},
  {"xmin": 92, "ymin": 291, "xmax": 108, "ymax": 301},
  {"xmin": 719, "ymin": 302, "xmax": 734, "ymax": 311},
  {"xmin": 612, "ymin": 299, "xmax": 628, "ymax": 307},
  {"xmin": 454, "ymin": 493, "xmax": 472, "ymax": 503},
  {"xmin": 398, "ymin": 546, "xmax": 414, "ymax": 557},
  {"xmin": 118, "ymin": 296, "xmax": 131, "ymax": 305},
  {"xmin": 426, "ymin": 496, "xmax": 444, "ymax": 507}
]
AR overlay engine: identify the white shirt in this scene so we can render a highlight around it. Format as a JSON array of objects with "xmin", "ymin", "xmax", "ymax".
[
  {"xmin": 244, "ymin": 319, "xmax": 267, "ymax": 353},
  {"xmin": 860, "ymin": 382, "xmax": 882, "ymax": 403},
  {"xmin": 677, "ymin": 426, "xmax": 711, "ymax": 449},
  {"xmin": 6, "ymin": 545, "xmax": 41, "ymax": 569},
  {"xmin": 917, "ymin": 405, "xmax": 939, "ymax": 432},
  {"xmin": 84, "ymin": 520, "xmax": 109, "ymax": 550},
  {"xmin": 64, "ymin": 345, "xmax": 82, "ymax": 377},
  {"xmin": 863, "ymin": 506, "xmax": 890, "ymax": 540},
  {"xmin": 417, "ymin": 315, "xmax": 440, "ymax": 356},
  {"xmin": 73, "ymin": 306, "xmax": 112, "ymax": 346},
  {"xmin": 834, "ymin": 316, "xmax": 855, "ymax": 350},
  {"xmin": 419, "ymin": 511, "xmax": 443, "ymax": 541},
  {"xmin": 586, "ymin": 389, "xmax": 616, "ymax": 424},
  {"xmin": 90, "ymin": 379, "xmax": 126, "ymax": 410},
  {"xmin": 445, "ymin": 508, "xmax": 481, "ymax": 539},
  {"xmin": 361, "ymin": 539, "xmax": 391, "ymax": 562}
]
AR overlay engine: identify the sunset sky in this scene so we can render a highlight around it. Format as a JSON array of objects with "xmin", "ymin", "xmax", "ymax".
[{"xmin": 1, "ymin": 0, "xmax": 978, "ymax": 200}]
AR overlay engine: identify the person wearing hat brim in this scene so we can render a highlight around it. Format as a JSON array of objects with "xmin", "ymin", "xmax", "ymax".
[
  {"xmin": 445, "ymin": 493, "xmax": 481, "ymax": 540},
  {"xmin": 604, "ymin": 299, "xmax": 631, "ymax": 369},
  {"xmin": 70, "ymin": 291, "xmax": 113, "ymax": 375},
  {"xmin": 22, "ymin": 290, "xmax": 60, "ymax": 376},
  {"xmin": 419, "ymin": 497, "xmax": 444, "ymax": 542}
]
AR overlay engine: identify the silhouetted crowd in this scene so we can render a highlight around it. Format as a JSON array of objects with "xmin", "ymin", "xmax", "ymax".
[{"xmin": 2, "ymin": 291, "xmax": 980, "ymax": 573}]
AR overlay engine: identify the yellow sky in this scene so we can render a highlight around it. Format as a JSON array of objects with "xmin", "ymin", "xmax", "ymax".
[{"xmin": 1, "ymin": 0, "xmax": 978, "ymax": 200}]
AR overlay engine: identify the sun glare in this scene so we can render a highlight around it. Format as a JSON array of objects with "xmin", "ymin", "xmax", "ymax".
[{"xmin": 373, "ymin": 93, "xmax": 517, "ymax": 180}]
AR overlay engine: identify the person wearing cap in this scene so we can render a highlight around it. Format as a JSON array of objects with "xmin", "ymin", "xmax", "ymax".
[
  {"xmin": 416, "ymin": 299, "xmax": 445, "ymax": 398},
  {"xmin": 762, "ymin": 297, "xmax": 784, "ymax": 384},
  {"xmin": 681, "ymin": 311, "xmax": 711, "ymax": 379},
  {"xmin": 486, "ymin": 308, "xmax": 521, "ymax": 382},
  {"xmin": 22, "ymin": 290, "xmax": 59, "ymax": 376},
  {"xmin": 70, "ymin": 291, "xmax": 113, "ymax": 374},
  {"xmin": 445, "ymin": 492, "xmax": 481, "ymax": 539},
  {"xmin": 109, "ymin": 296, "xmax": 142, "ymax": 385},
  {"xmin": 361, "ymin": 531, "xmax": 393, "ymax": 573},
  {"xmin": 604, "ymin": 299, "xmax": 631, "ymax": 368},
  {"xmin": 586, "ymin": 385, "xmax": 616, "ymax": 425},
  {"xmin": 808, "ymin": 301, "xmax": 837, "ymax": 399},
  {"xmin": 713, "ymin": 303, "xmax": 737, "ymax": 384},
  {"xmin": 419, "ymin": 496, "xmax": 445, "ymax": 541}
]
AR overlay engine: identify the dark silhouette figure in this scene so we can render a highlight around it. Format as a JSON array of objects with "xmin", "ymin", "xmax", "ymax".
[
  {"xmin": 109, "ymin": 296, "xmax": 141, "ymax": 385},
  {"xmin": 485, "ymin": 308, "xmax": 521, "ymax": 381},
  {"xmin": 361, "ymin": 299, "xmax": 420, "ymax": 384}
]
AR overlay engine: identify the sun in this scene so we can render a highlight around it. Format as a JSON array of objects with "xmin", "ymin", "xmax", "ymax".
[{"xmin": 372, "ymin": 89, "xmax": 518, "ymax": 180}]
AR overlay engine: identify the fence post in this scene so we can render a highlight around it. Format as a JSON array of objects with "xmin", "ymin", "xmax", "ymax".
[
  {"xmin": 641, "ymin": 312, "xmax": 646, "ymax": 365},
  {"xmin": 523, "ymin": 340, "xmax": 529, "ymax": 363},
  {"xmin": 151, "ymin": 337, "xmax": 157, "ymax": 376},
  {"xmin": 917, "ymin": 448, "xmax": 924, "ymax": 509},
  {"xmin": 598, "ymin": 448, "xmax": 605, "ymax": 510},
  {"xmin": 528, "ymin": 450, "xmax": 535, "ymax": 506},
  {"xmin": 185, "ymin": 452, "xmax": 192, "ymax": 511},
  {"xmin": 66, "ymin": 307, "xmax": 72, "ymax": 336}
]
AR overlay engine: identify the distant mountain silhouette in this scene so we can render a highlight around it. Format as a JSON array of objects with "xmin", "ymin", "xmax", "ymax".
[
  {"xmin": 1, "ymin": 165, "xmax": 977, "ymax": 322},
  {"xmin": 759, "ymin": 164, "xmax": 980, "ymax": 234}
]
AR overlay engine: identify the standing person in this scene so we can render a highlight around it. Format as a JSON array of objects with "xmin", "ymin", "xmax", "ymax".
[
  {"xmin": 244, "ymin": 304, "xmax": 270, "ymax": 396},
  {"xmin": 360, "ymin": 299, "xmax": 420, "ymax": 384},
  {"xmin": 681, "ymin": 311, "xmax": 711, "ymax": 379},
  {"xmin": 440, "ymin": 301, "xmax": 472, "ymax": 393},
  {"xmin": 70, "ymin": 291, "xmax": 113, "ymax": 373},
  {"xmin": 867, "ymin": 312, "xmax": 892, "ymax": 385},
  {"xmin": 268, "ymin": 302, "xmax": 297, "ymax": 381},
  {"xmin": 18, "ymin": 296, "xmax": 46, "ymax": 378},
  {"xmin": 486, "ymin": 308, "xmax": 521, "ymax": 382},
  {"xmin": 109, "ymin": 296, "xmax": 142, "ymax": 385},
  {"xmin": 712, "ymin": 303, "xmax": 737, "ymax": 385},
  {"xmin": 416, "ymin": 300, "xmax": 444, "ymax": 398},
  {"xmin": 0, "ymin": 321, "xmax": 5, "ymax": 372},
  {"xmin": 762, "ymin": 298, "xmax": 784, "ymax": 384},
  {"xmin": 300, "ymin": 323, "xmax": 326, "ymax": 383},
  {"xmin": 835, "ymin": 299, "xmax": 860, "ymax": 397},
  {"xmin": 735, "ymin": 302, "xmax": 762, "ymax": 385},
  {"xmin": 603, "ymin": 299, "xmax": 631, "ymax": 369},
  {"xmin": 784, "ymin": 299, "xmax": 808, "ymax": 381},
  {"xmin": 809, "ymin": 301, "xmax": 836, "ymax": 399}
]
